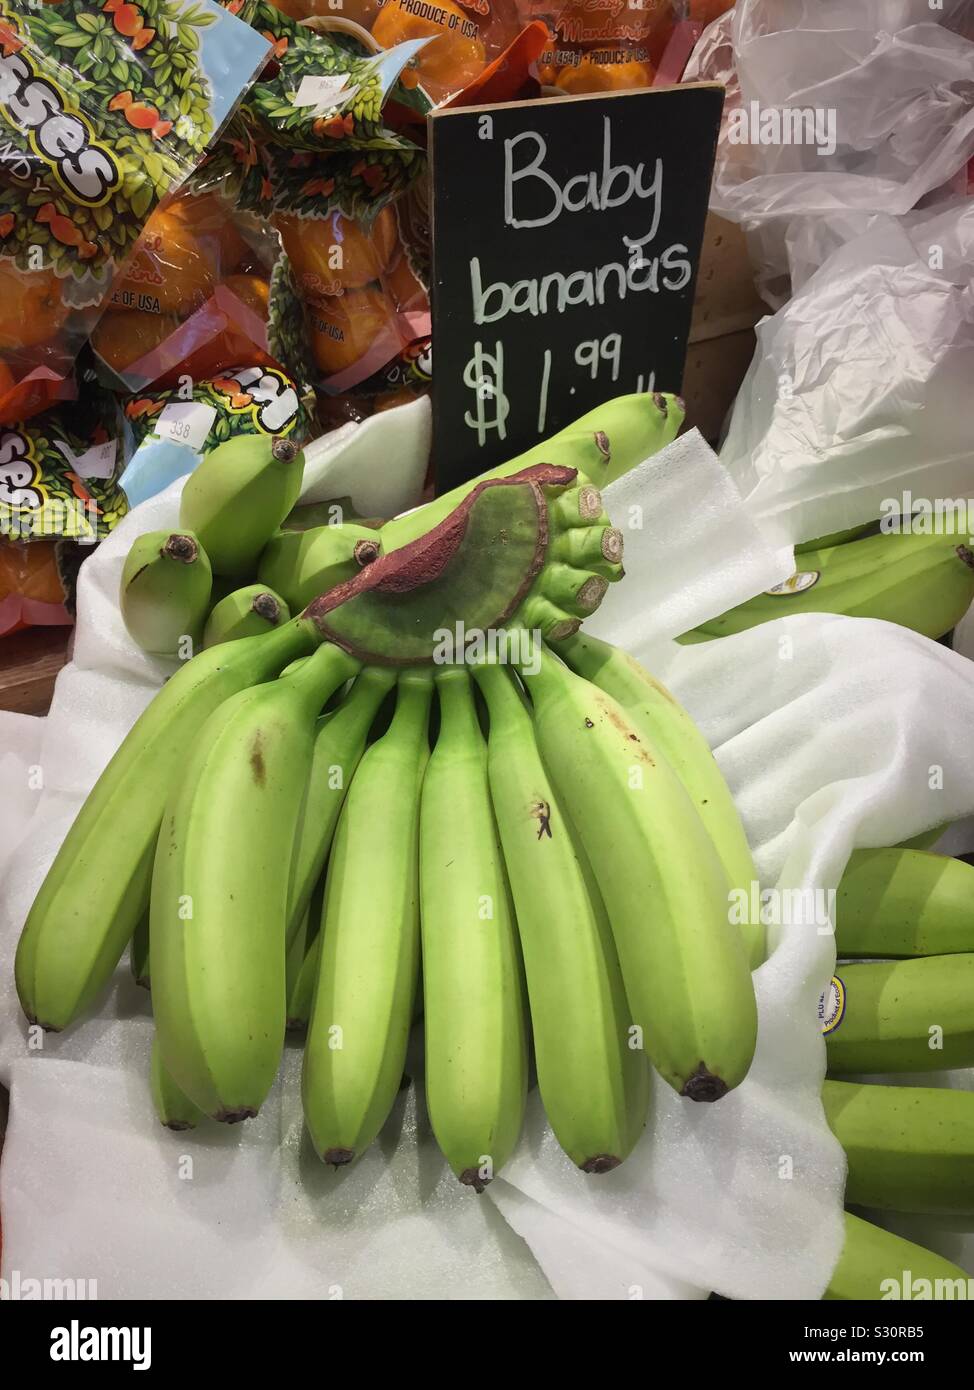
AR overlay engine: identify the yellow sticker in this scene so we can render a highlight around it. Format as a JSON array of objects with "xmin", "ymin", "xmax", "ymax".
[{"xmin": 819, "ymin": 974, "xmax": 845, "ymax": 1034}]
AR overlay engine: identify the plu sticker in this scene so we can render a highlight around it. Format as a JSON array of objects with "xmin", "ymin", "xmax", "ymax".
[
  {"xmin": 765, "ymin": 571, "xmax": 821, "ymax": 597},
  {"xmin": 818, "ymin": 974, "xmax": 845, "ymax": 1035}
]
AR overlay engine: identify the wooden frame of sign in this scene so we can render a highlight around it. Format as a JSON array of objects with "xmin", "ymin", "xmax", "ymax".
[{"xmin": 429, "ymin": 82, "xmax": 724, "ymax": 490}]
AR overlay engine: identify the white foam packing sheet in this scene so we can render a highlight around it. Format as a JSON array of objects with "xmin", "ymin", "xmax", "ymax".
[{"xmin": 3, "ymin": 416, "xmax": 974, "ymax": 1299}]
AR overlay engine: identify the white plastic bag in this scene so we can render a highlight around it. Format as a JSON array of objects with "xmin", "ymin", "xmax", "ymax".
[
  {"xmin": 684, "ymin": 0, "xmax": 974, "ymax": 302},
  {"xmin": 719, "ymin": 201, "xmax": 974, "ymax": 549}
]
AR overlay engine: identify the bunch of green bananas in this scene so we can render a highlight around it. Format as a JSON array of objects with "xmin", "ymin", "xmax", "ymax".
[
  {"xmin": 16, "ymin": 390, "xmax": 774, "ymax": 1191},
  {"xmin": 822, "ymin": 847, "xmax": 974, "ymax": 1298},
  {"xmin": 679, "ymin": 523, "xmax": 974, "ymax": 644}
]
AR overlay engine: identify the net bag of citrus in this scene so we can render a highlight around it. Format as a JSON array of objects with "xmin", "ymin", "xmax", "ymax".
[
  {"xmin": 118, "ymin": 363, "xmax": 308, "ymax": 507},
  {"xmin": 90, "ymin": 178, "xmax": 280, "ymax": 388},
  {"xmin": 519, "ymin": 0, "xmax": 676, "ymax": 93},
  {"xmin": 0, "ymin": 0, "xmax": 271, "ymax": 418}
]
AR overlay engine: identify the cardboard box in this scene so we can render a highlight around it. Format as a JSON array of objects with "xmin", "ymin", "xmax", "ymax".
[{"xmin": 684, "ymin": 213, "xmax": 767, "ymax": 441}]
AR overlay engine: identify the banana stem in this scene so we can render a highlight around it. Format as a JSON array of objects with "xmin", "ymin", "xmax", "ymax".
[
  {"xmin": 279, "ymin": 639, "xmax": 361, "ymax": 713},
  {"xmin": 380, "ymin": 393, "xmax": 683, "ymax": 552},
  {"xmin": 433, "ymin": 667, "xmax": 481, "ymax": 746}
]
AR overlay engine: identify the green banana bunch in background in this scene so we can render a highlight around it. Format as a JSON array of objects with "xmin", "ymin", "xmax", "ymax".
[
  {"xmin": 835, "ymin": 849, "xmax": 974, "ymax": 957},
  {"xmin": 682, "ymin": 523, "xmax": 974, "ymax": 642}
]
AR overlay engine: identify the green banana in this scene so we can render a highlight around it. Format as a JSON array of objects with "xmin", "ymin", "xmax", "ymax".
[
  {"xmin": 150, "ymin": 1037, "xmax": 204, "ymax": 1132},
  {"xmin": 823, "ymin": 1079, "xmax": 974, "ymax": 1215},
  {"xmin": 896, "ymin": 825, "xmax": 948, "ymax": 851},
  {"xmin": 826, "ymin": 955, "xmax": 974, "ymax": 1075},
  {"xmin": 381, "ymin": 391, "xmax": 683, "ymax": 551},
  {"xmin": 179, "ymin": 435, "xmax": 305, "ymax": 577},
  {"xmin": 825, "ymin": 1211, "xmax": 971, "ymax": 1300},
  {"xmin": 257, "ymin": 523, "xmax": 382, "ymax": 614},
  {"xmin": 286, "ymin": 665, "xmax": 398, "ymax": 943},
  {"xmin": 130, "ymin": 914, "xmax": 150, "ymax": 990},
  {"xmin": 795, "ymin": 521, "xmax": 879, "ymax": 553},
  {"xmin": 520, "ymin": 646, "xmax": 757, "ymax": 1101},
  {"xmin": 202, "ymin": 585, "xmax": 290, "ymax": 649},
  {"xmin": 684, "ymin": 524, "xmax": 974, "ymax": 642},
  {"xmin": 150, "ymin": 641, "xmax": 359, "ymax": 1120},
  {"xmin": 15, "ymin": 616, "xmax": 321, "ymax": 1032},
  {"xmin": 287, "ymin": 927, "xmax": 321, "ymax": 1032},
  {"xmin": 420, "ymin": 668, "xmax": 528, "ymax": 1189},
  {"xmin": 473, "ymin": 662, "xmax": 649, "ymax": 1172},
  {"xmin": 553, "ymin": 630, "xmax": 764, "ymax": 969},
  {"xmin": 302, "ymin": 670, "xmax": 432, "ymax": 1164},
  {"xmin": 286, "ymin": 907, "xmax": 311, "ymax": 1011},
  {"xmin": 120, "ymin": 530, "xmax": 212, "ymax": 657},
  {"xmin": 835, "ymin": 849, "xmax": 974, "ymax": 958}
]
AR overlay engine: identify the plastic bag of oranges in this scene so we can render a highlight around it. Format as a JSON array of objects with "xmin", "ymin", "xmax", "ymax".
[
  {"xmin": 0, "ymin": 0, "xmax": 271, "ymax": 421},
  {"xmin": 0, "ymin": 540, "xmax": 72, "ymax": 638},
  {"xmin": 273, "ymin": 189, "xmax": 432, "ymax": 420},
  {"xmin": 369, "ymin": 0, "xmax": 523, "ymax": 107},
  {"xmin": 264, "ymin": 0, "xmax": 523, "ymax": 109},
  {"xmin": 520, "ymin": 0, "xmax": 677, "ymax": 94},
  {"xmin": 90, "ymin": 181, "xmax": 280, "ymax": 389}
]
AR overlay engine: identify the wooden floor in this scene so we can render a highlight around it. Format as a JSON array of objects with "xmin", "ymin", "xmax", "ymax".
[{"xmin": 0, "ymin": 626, "xmax": 71, "ymax": 716}]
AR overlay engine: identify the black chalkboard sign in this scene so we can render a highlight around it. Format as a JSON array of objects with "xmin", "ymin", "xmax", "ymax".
[{"xmin": 429, "ymin": 83, "xmax": 723, "ymax": 491}]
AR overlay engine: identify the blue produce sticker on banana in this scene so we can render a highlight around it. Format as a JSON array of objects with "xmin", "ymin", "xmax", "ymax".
[
  {"xmin": 818, "ymin": 974, "xmax": 845, "ymax": 1034},
  {"xmin": 765, "ymin": 571, "xmax": 820, "ymax": 596}
]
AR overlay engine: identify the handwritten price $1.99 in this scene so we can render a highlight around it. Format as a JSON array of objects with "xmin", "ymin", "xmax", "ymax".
[{"xmin": 464, "ymin": 333, "xmax": 634, "ymax": 446}]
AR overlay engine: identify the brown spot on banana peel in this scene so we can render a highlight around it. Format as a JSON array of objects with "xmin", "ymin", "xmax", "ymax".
[
  {"xmin": 531, "ymin": 799, "xmax": 552, "ymax": 839},
  {"xmin": 681, "ymin": 1063, "xmax": 729, "ymax": 1103},
  {"xmin": 216, "ymin": 1107, "xmax": 258, "ymax": 1123},
  {"xmin": 163, "ymin": 1120, "xmax": 195, "ymax": 1132},
  {"xmin": 250, "ymin": 732, "xmax": 266, "ymax": 786},
  {"xmin": 957, "ymin": 545, "xmax": 974, "ymax": 570}
]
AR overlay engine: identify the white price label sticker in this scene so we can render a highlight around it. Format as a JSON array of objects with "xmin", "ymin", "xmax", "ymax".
[
  {"xmin": 293, "ymin": 73, "xmax": 357, "ymax": 110},
  {"xmin": 73, "ymin": 439, "xmax": 117, "ymax": 481},
  {"xmin": 155, "ymin": 401, "xmax": 217, "ymax": 453}
]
